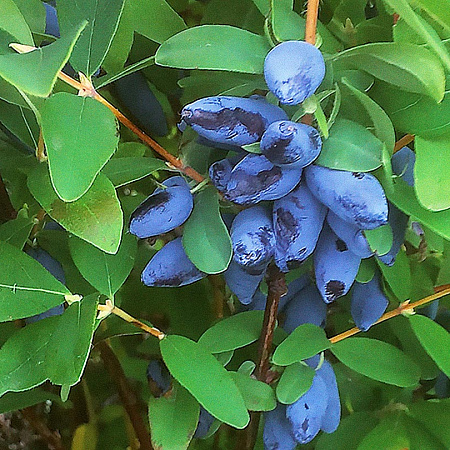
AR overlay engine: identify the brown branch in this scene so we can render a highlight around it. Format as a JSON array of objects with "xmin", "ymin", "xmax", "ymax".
[
  {"xmin": 305, "ymin": 0, "xmax": 320, "ymax": 45},
  {"xmin": 21, "ymin": 406, "xmax": 65, "ymax": 450},
  {"xmin": 394, "ymin": 134, "xmax": 415, "ymax": 152},
  {"xmin": 208, "ymin": 274, "xmax": 225, "ymax": 319},
  {"xmin": 98, "ymin": 341, "xmax": 154, "ymax": 450},
  {"xmin": 330, "ymin": 286, "xmax": 450, "ymax": 344},
  {"xmin": 0, "ymin": 173, "xmax": 16, "ymax": 223}
]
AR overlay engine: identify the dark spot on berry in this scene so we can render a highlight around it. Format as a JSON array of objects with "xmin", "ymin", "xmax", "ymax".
[
  {"xmin": 325, "ymin": 280, "xmax": 345, "ymax": 301},
  {"xmin": 352, "ymin": 172, "xmax": 364, "ymax": 179},
  {"xmin": 308, "ymin": 128, "xmax": 321, "ymax": 150},
  {"xmin": 335, "ymin": 238, "xmax": 348, "ymax": 252},
  {"xmin": 274, "ymin": 208, "xmax": 300, "ymax": 242},
  {"xmin": 130, "ymin": 190, "xmax": 171, "ymax": 223}
]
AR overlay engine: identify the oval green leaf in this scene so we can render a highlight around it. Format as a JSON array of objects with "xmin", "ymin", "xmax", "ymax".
[
  {"xmin": 183, "ymin": 186, "xmax": 232, "ymax": 274},
  {"xmin": 230, "ymin": 372, "xmax": 276, "ymax": 412},
  {"xmin": 335, "ymin": 42, "xmax": 445, "ymax": 102},
  {"xmin": 160, "ymin": 335, "xmax": 249, "ymax": 429},
  {"xmin": 0, "ymin": 240, "xmax": 70, "ymax": 322},
  {"xmin": 414, "ymin": 135, "xmax": 450, "ymax": 212},
  {"xmin": 28, "ymin": 164, "xmax": 123, "ymax": 254},
  {"xmin": 69, "ymin": 233, "xmax": 137, "ymax": 297},
  {"xmin": 42, "ymin": 93, "xmax": 119, "ymax": 202},
  {"xmin": 377, "ymin": 249, "xmax": 411, "ymax": 301},
  {"xmin": 0, "ymin": 0, "xmax": 34, "ymax": 45},
  {"xmin": 276, "ymin": 362, "xmax": 315, "ymax": 405},
  {"xmin": 316, "ymin": 118, "xmax": 383, "ymax": 172},
  {"xmin": 409, "ymin": 314, "xmax": 450, "ymax": 379},
  {"xmin": 0, "ymin": 21, "xmax": 86, "ymax": 97},
  {"xmin": 330, "ymin": 337, "xmax": 421, "ymax": 387},
  {"xmin": 364, "ymin": 224, "xmax": 393, "ymax": 256},
  {"xmin": 272, "ymin": 324, "xmax": 331, "ymax": 366},
  {"xmin": 156, "ymin": 25, "xmax": 271, "ymax": 74},
  {"xmin": 198, "ymin": 311, "xmax": 265, "ymax": 353}
]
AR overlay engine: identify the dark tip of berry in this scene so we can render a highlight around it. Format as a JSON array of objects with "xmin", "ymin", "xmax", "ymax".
[
  {"xmin": 325, "ymin": 280, "xmax": 345, "ymax": 301},
  {"xmin": 335, "ymin": 238, "xmax": 348, "ymax": 252},
  {"xmin": 352, "ymin": 172, "xmax": 364, "ymax": 179}
]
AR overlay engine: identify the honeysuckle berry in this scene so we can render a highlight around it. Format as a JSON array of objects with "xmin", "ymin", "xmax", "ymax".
[
  {"xmin": 180, "ymin": 95, "xmax": 288, "ymax": 146},
  {"xmin": 260, "ymin": 120, "xmax": 322, "ymax": 168},
  {"xmin": 224, "ymin": 260, "xmax": 265, "ymax": 305},
  {"xmin": 264, "ymin": 41, "xmax": 325, "ymax": 105}
]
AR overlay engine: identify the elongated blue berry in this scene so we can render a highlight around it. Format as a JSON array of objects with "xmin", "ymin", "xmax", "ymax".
[
  {"xmin": 327, "ymin": 211, "xmax": 373, "ymax": 258},
  {"xmin": 129, "ymin": 176, "xmax": 193, "ymax": 239},
  {"xmin": 209, "ymin": 158, "xmax": 234, "ymax": 192},
  {"xmin": 146, "ymin": 360, "xmax": 171, "ymax": 397},
  {"xmin": 224, "ymin": 260, "xmax": 265, "ymax": 305},
  {"xmin": 283, "ymin": 284, "xmax": 327, "ymax": 333},
  {"xmin": 315, "ymin": 224, "xmax": 361, "ymax": 303},
  {"xmin": 273, "ymin": 182, "xmax": 327, "ymax": 271},
  {"xmin": 141, "ymin": 237, "xmax": 205, "ymax": 287},
  {"xmin": 194, "ymin": 407, "xmax": 215, "ymax": 439},
  {"xmin": 218, "ymin": 154, "xmax": 302, "ymax": 205},
  {"xmin": 264, "ymin": 41, "xmax": 325, "ymax": 105},
  {"xmin": 44, "ymin": 3, "xmax": 60, "ymax": 38},
  {"xmin": 286, "ymin": 372, "xmax": 328, "ymax": 444},
  {"xmin": 316, "ymin": 360, "xmax": 341, "ymax": 434},
  {"xmin": 263, "ymin": 404, "xmax": 297, "ymax": 450},
  {"xmin": 180, "ymin": 96, "xmax": 288, "ymax": 146},
  {"xmin": 377, "ymin": 203, "xmax": 408, "ymax": 266},
  {"xmin": 260, "ymin": 121, "xmax": 322, "ymax": 168},
  {"xmin": 114, "ymin": 72, "xmax": 168, "ymax": 137},
  {"xmin": 231, "ymin": 206, "xmax": 275, "ymax": 273},
  {"xmin": 25, "ymin": 248, "xmax": 65, "ymax": 324},
  {"xmin": 392, "ymin": 146, "xmax": 415, "ymax": 187},
  {"xmin": 305, "ymin": 165, "xmax": 388, "ymax": 230},
  {"xmin": 351, "ymin": 273, "xmax": 388, "ymax": 331}
]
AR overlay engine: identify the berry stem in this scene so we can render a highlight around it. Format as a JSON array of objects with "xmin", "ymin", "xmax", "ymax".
[
  {"xmin": 56, "ymin": 71, "xmax": 205, "ymax": 183},
  {"xmin": 394, "ymin": 134, "xmax": 415, "ymax": 152},
  {"xmin": 329, "ymin": 286, "xmax": 450, "ymax": 344}
]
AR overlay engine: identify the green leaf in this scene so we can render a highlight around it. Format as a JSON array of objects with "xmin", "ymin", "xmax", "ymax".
[
  {"xmin": 364, "ymin": 225, "xmax": 393, "ymax": 256},
  {"xmin": 28, "ymin": 164, "xmax": 123, "ymax": 254},
  {"xmin": 198, "ymin": 311, "xmax": 265, "ymax": 353},
  {"xmin": 271, "ymin": 0, "xmax": 304, "ymax": 42},
  {"xmin": 230, "ymin": 371, "xmax": 276, "ymax": 412},
  {"xmin": 316, "ymin": 118, "xmax": 383, "ymax": 172},
  {"xmin": 42, "ymin": 93, "xmax": 119, "ymax": 202},
  {"xmin": 0, "ymin": 241, "xmax": 70, "ymax": 322},
  {"xmin": 183, "ymin": 186, "xmax": 232, "ymax": 274},
  {"xmin": 69, "ymin": 233, "xmax": 137, "ymax": 298},
  {"xmin": 316, "ymin": 411, "xmax": 379, "ymax": 450},
  {"xmin": 102, "ymin": 156, "xmax": 167, "ymax": 188},
  {"xmin": 155, "ymin": 25, "xmax": 271, "ymax": 74},
  {"xmin": 0, "ymin": 213, "xmax": 33, "ymax": 249},
  {"xmin": 409, "ymin": 314, "xmax": 450, "ymax": 379},
  {"xmin": 148, "ymin": 383, "xmax": 199, "ymax": 450},
  {"xmin": 160, "ymin": 335, "xmax": 249, "ymax": 429},
  {"xmin": 330, "ymin": 337, "xmax": 421, "ymax": 387},
  {"xmin": 387, "ymin": 178, "xmax": 450, "ymax": 240},
  {"xmin": 0, "ymin": 100, "xmax": 38, "ymax": 148},
  {"xmin": 408, "ymin": 399, "xmax": 450, "ymax": 448},
  {"xmin": 413, "ymin": 0, "xmax": 450, "ymax": 33},
  {"xmin": 276, "ymin": 362, "xmax": 315, "ymax": 405},
  {"xmin": 0, "ymin": 388, "xmax": 63, "ymax": 414},
  {"xmin": 377, "ymin": 249, "xmax": 411, "ymax": 301},
  {"xmin": 272, "ymin": 324, "xmax": 331, "ymax": 366},
  {"xmin": 340, "ymin": 78, "xmax": 395, "ymax": 153},
  {"xmin": 414, "ymin": 135, "xmax": 450, "ymax": 212},
  {"xmin": 57, "ymin": 0, "xmax": 125, "ymax": 77},
  {"xmin": 384, "ymin": 0, "xmax": 450, "ymax": 72},
  {"xmin": 0, "ymin": 21, "xmax": 86, "ymax": 97},
  {"xmin": 12, "ymin": 0, "xmax": 46, "ymax": 35},
  {"xmin": 0, "ymin": 293, "xmax": 98, "ymax": 397},
  {"xmin": 356, "ymin": 257, "xmax": 376, "ymax": 283},
  {"xmin": 0, "ymin": 0, "xmax": 34, "ymax": 45},
  {"xmin": 334, "ymin": 42, "xmax": 445, "ymax": 102}
]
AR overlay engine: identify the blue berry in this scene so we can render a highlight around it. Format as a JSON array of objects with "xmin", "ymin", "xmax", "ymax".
[
  {"xmin": 391, "ymin": 146, "xmax": 415, "ymax": 187},
  {"xmin": 351, "ymin": 273, "xmax": 389, "ymax": 331},
  {"xmin": 146, "ymin": 360, "xmax": 171, "ymax": 397},
  {"xmin": 264, "ymin": 41, "xmax": 325, "ymax": 105},
  {"xmin": 44, "ymin": 3, "xmax": 60, "ymax": 38},
  {"xmin": 141, "ymin": 237, "xmax": 205, "ymax": 287},
  {"xmin": 263, "ymin": 404, "xmax": 297, "ymax": 450},
  {"xmin": 224, "ymin": 260, "xmax": 265, "ymax": 305},
  {"xmin": 314, "ymin": 224, "xmax": 361, "ymax": 303},
  {"xmin": 129, "ymin": 176, "xmax": 193, "ymax": 239},
  {"xmin": 114, "ymin": 72, "xmax": 168, "ymax": 137},
  {"xmin": 231, "ymin": 206, "xmax": 275, "ymax": 273},
  {"xmin": 194, "ymin": 407, "xmax": 215, "ymax": 439},
  {"xmin": 180, "ymin": 96, "xmax": 288, "ymax": 146},
  {"xmin": 305, "ymin": 165, "xmax": 388, "ymax": 230},
  {"xmin": 327, "ymin": 211, "xmax": 373, "ymax": 259},
  {"xmin": 216, "ymin": 154, "xmax": 302, "ymax": 205},
  {"xmin": 316, "ymin": 360, "xmax": 341, "ymax": 434},
  {"xmin": 273, "ymin": 182, "xmax": 327, "ymax": 272},
  {"xmin": 283, "ymin": 284, "xmax": 327, "ymax": 333},
  {"xmin": 260, "ymin": 121, "xmax": 322, "ymax": 168},
  {"xmin": 286, "ymin": 371, "xmax": 328, "ymax": 444},
  {"xmin": 209, "ymin": 158, "xmax": 234, "ymax": 192}
]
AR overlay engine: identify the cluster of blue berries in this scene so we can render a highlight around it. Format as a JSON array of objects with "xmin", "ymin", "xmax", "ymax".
[{"xmin": 128, "ymin": 40, "xmax": 411, "ymax": 447}]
